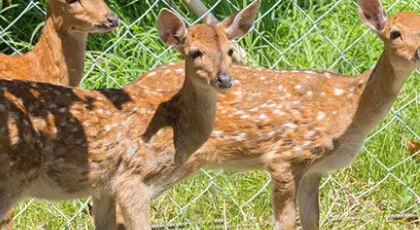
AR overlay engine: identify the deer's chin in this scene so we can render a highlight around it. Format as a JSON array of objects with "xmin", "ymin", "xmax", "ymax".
[
  {"xmin": 92, "ymin": 24, "xmax": 118, "ymax": 33},
  {"xmin": 210, "ymin": 81, "xmax": 232, "ymax": 94}
]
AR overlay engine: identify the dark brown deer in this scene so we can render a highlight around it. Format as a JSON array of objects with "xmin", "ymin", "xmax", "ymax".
[
  {"xmin": 133, "ymin": 0, "xmax": 420, "ymax": 229},
  {"xmin": 0, "ymin": 1, "xmax": 119, "ymax": 228},
  {"xmin": 0, "ymin": 2, "xmax": 259, "ymax": 229}
]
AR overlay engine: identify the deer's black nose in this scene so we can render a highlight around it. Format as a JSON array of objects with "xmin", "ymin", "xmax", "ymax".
[
  {"xmin": 217, "ymin": 71, "xmax": 232, "ymax": 88},
  {"xmin": 106, "ymin": 12, "xmax": 120, "ymax": 28}
]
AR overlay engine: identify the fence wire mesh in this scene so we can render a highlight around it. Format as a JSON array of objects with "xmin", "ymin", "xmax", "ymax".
[{"xmin": 1, "ymin": 0, "xmax": 420, "ymax": 229}]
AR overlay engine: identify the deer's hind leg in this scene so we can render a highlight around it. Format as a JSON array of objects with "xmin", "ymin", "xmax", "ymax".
[
  {"xmin": 92, "ymin": 192, "xmax": 117, "ymax": 230},
  {"xmin": 297, "ymin": 172, "xmax": 322, "ymax": 230}
]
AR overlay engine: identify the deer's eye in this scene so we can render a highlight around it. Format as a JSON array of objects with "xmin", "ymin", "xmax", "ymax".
[
  {"xmin": 66, "ymin": 0, "xmax": 78, "ymax": 4},
  {"xmin": 390, "ymin": 30, "xmax": 401, "ymax": 40},
  {"xmin": 190, "ymin": 50, "xmax": 202, "ymax": 59},
  {"xmin": 228, "ymin": 48, "xmax": 234, "ymax": 57}
]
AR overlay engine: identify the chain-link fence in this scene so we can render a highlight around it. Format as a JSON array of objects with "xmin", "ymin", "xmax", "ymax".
[{"xmin": 1, "ymin": 0, "xmax": 420, "ymax": 229}]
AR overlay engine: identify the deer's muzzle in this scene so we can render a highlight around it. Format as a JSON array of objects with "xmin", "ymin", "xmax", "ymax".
[{"xmin": 215, "ymin": 71, "xmax": 232, "ymax": 89}]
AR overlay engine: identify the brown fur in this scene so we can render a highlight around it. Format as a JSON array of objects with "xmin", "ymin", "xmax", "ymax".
[
  {"xmin": 0, "ymin": 2, "xmax": 260, "ymax": 230},
  {"xmin": 123, "ymin": 1, "xmax": 420, "ymax": 229}
]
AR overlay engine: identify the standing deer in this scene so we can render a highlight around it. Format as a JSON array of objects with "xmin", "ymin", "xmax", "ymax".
[
  {"xmin": 130, "ymin": 0, "xmax": 420, "ymax": 229},
  {"xmin": 0, "ymin": 2, "xmax": 259, "ymax": 230},
  {"xmin": 0, "ymin": 0, "xmax": 120, "ymax": 86},
  {"xmin": 0, "ymin": 0, "xmax": 119, "ymax": 228}
]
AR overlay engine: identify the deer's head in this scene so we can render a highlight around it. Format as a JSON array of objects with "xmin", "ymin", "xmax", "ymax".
[
  {"xmin": 157, "ymin": 1, "xmax": 260, "ymax": 93},
  {"xmin": 359, "ymin": 0, "xmax": 420, "ymax": 72},
  {"xmin": 48, "ymin": 0, "xmax": 120, "ymax": 34}
]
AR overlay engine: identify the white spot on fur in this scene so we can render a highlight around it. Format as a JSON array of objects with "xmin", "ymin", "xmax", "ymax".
[
  {"xmin": 234, "ymin": 133, "xmax": 246, "ymax": 141},
  {"xmin": 234, "ymin": 110, "xmax": 244, "ymax": 116},
  {"xmin": 146, "ymin": 72, "xmax": 157, "ymax": 77},
  {"xmin": 249, "ymin": 108, "xmax": 258, "ymax": 112},
  {"xmin": 104, "ymin": 125, "xmax": 111, "ymax": 132},
  {"xmin": 334, "ymin": 88, "xmax": 344, "ymax": 96},
  {"xmin": 90, "ymin": 163, "xmax": 100, "ymax": 170},
  {"xmin": 240, "ymin": 114, "xmax": 250, "ymax": 119},
  {"xmin": 164, "ymin": 69, "xmax": 171, "ymax": 75},
  {"xmin": 213, "ymin": 130, "xmax": 223, "ymax": 138},
  {"xmin": 283, "ymin": 123, "xmax": 297, "ymax": 129},
  {"xmin": 316, "ymin": 112, "xmax": 326, "ymax": 121},
  {"xmin": 259, "ymin": 114, "xmax": 269, "ymax": 121},
  {"xmin": 306, "ymin": 130, "xmax": 316, "ymax": 138},
  {"xmin": 128, "ymin": 143, "xmax": 138, "ymax": 155},
  {"xmin": 294, "ymin": 85, "xmax": 302, "ymax": 90},
  {"xmin": 175, "ymin": 68, "xmax": 184, "ymax": 73},
  {"xmin": 293, "ymin": 146, "xmax": 302, "ymax": 151},
  {"xmin": 10, "ymin": 136, "xmax": 20, "ymax": 145},
  {"xmin": 273, "ymin": 109, "xmax": 285, "ymax": 116},
  {"xmin": 303, "ymin": 141, "xmax": 311, "ymax": 146},
  {"xmin": 307, "ymin": 91, "xmax": 313, "ymax": 96},
  {"xmin": 267, "ymin": 131, "xmax": 276, "ymax": 137}
]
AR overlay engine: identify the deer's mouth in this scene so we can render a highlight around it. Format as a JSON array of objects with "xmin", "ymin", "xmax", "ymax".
[{"xmin": 92, "ymin": 23, "xmax": 119, "ymax": 32}]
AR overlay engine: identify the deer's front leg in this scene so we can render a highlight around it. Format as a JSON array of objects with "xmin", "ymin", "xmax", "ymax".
[
  {"xmin": 92, "ymin": 192, "xmax": 116, "ymax": 230},
  {"xmin": 271, "ymin": 164, "xmax": 301, "ymax": 230},
  {"xmin": 116, "ymin": 178, "xmax": 151, "ymax": 230},
  {"xmin": 297, "ymin": 173, "xmax": 322, "ymax": 230}
]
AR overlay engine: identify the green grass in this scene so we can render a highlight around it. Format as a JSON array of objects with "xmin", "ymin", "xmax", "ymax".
[{"xmin": 2, "ymin": 0, "xmax": 420, "ymax": 229}]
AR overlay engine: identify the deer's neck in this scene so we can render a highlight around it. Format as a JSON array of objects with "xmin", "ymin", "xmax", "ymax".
[
  {"xmin": 132, "ymin": 66, "xmax": 218, "ymax": 165},
  {"xmin": 173, "ymin": 75, "xmax": 217, "ymax": 161},
  {"xmin": 349, "ymin": 50, "xmax": 411, "ymax": 134},
  {"xmin": 31, "ymin": 17, "xmax": 87, "ymax": 86}
]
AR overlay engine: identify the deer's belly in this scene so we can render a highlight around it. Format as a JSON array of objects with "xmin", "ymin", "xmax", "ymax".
[
  {"xmin": 27, "ymin": 170, "xmax": 94, "ymax": 200},
  {"xmin": 308, "ymin": 138, "xmax": 365, "ymax": 173}
]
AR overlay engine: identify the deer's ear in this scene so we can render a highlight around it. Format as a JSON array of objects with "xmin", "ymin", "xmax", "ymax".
[
  {"xmin": 358, "ymin": 0, "xmax": 387, "ymax": 34},
  {"xmin": 157, "ymin": 9, "xmax": 188, "ymax": 46},
  {"xmin": 219, "ymin": 0, "xmax": 260, "ymax": 40}
]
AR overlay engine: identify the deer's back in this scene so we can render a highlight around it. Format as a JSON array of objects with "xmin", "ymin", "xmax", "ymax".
[{"xmin": 140, "ymin": 63, "xmax": 365, "ymax": 169}]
